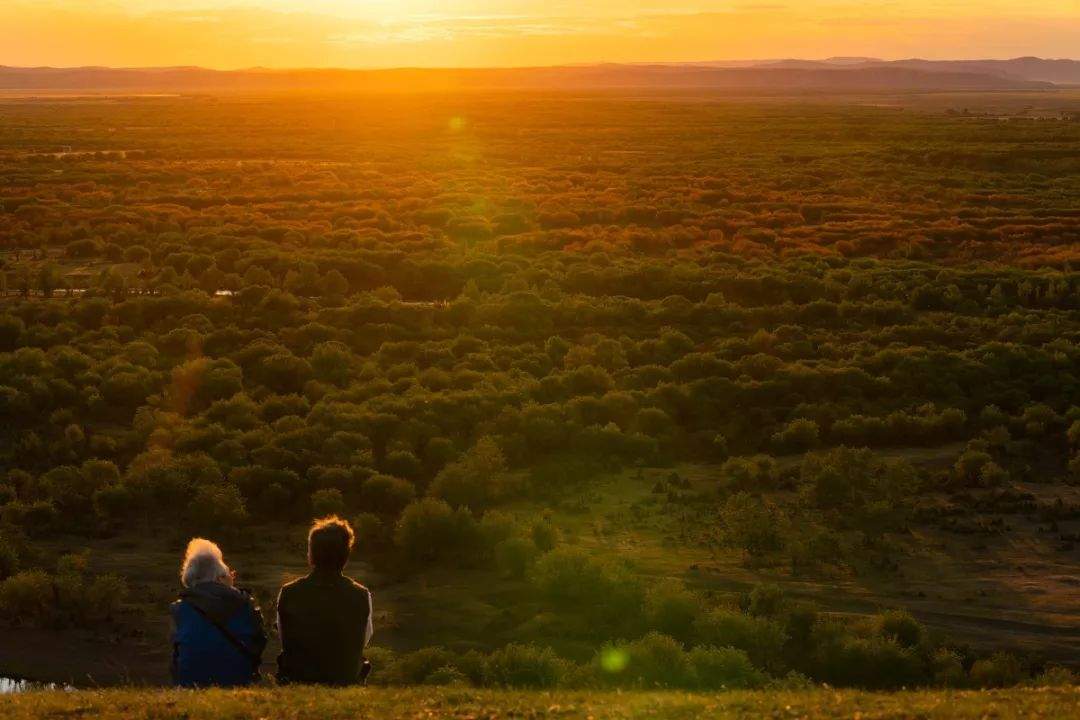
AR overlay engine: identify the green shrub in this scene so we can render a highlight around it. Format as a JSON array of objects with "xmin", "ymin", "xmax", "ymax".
[
  {"xmin": 770, "ymin": 670, "xmax": 816, "ymax": 690},
  {"xmin": 532, "ymin": 548, "xmax": 644, "ymax": 630},
  {"xmin": 187, "ymin": 484, "xmax": 248, "ymax": 538},
  {"xmin": 478, "ymin": 510, "xmax": 519, "ymax": 548},
  {"xmin": 718, "ymin": 492, "xmax": 786, "ymax": 560},
  {"xmin": 0, "ymin": 500, "xmax": 58, "ymax": 536},
  {"xmin": 643, "ymin": 584, "xmax": 701, "ymax": 642},
  {"xmin": 362, "ymin": 645, "xmax": 396, "ymax": 684},
  {"xmin": 969, "ymin": 652, "xmax": 1026, "ymax": 688},
  {"xmin": 787, "ymin": 525, "xmax": 845, "ymax": 572},
  {"xmin": 83, "ymin": 573, "xmax": 128, "ymax": 623},
  {"xmin": 598, "ymin": 632, "xmax": 690, "ymax": 688},
  {"xmin": 0, "ymin": 569, "xmax": 54, "ymax": 626},
  {"xmin": 388, "ymin": 646, "xmax": 458, "ymax": 684},
  {"xmin": 383, "ymin": 450, "xmax": 423, "ymax": 483},
  {"xmin": 361, "ymin": 474, "xmax": 416, "ymax": 516},
  {"xmin": 1068, "ymin": 418, "xmax": 1080, "ymax": 447},
  {"xmin": 311, "ymin": 488, "xmax": 347, "ymax": 517},
  {"xmin": 394, "ymin": 498, "xmax": 480, "ymax": 566},
  {"xmin": 428, "ymin": 437, "xmax": 508, "ymax": 509},
  {"xmin": 560, "ymin": 661, "xmax": 605, "ymax": 689},
  {"xmin": 531, "ymin": 517, "xmax": 559, "ymax": 551},
  {"xmin": 454, "ymin": 649, "xmax": 488, "ymax": 686},
  {"xmin": 772, "ymin": 419, "xmax": 820, "ymax": 453},
  {"xmin": 92, "ymin": 483, "xmax": 136, "ymax": 526},
  {"xmin": 483, "ymin": 643, "xmax": 565, "ymax": 688},
  {"xmin": 421, "ymin": 437, "xmax": 457, "ymax": 475},
  {"xmin": 495, "ymin": 537, "xmax": 538, "ymax": 579},
  {"xmin": 931, "ymin": 648, "xmax": 967, "ymax": 688},
  {"xmin": 56, "ymin": 552, "xmax": 89, "ymax": 576},
  {"xmin": 532, "ymin": 548, "xmax": 608, "ymax": 606},
  {"xmin": 719, "ymin": 456, "xmax": 779, "ymax": 491},
  {"xmin": 876, "ymin": 609, "xmax": 923, "ymax": 649},
  {"xmin": 955, "ymin": 449, "xmax": 993, "ymax": 485},
  {"xmin": 8, "ymin": 552, "xmax": 128, "ymax": 628},
  {"xmin": 424, "ymin": 665, "xmax": 469, "ymax": 686},
  {"xmin": 813, "ymin": 635, "xmax": 926, "ymax": 689},
  {"xmin": 1033, "ymin": 666, "xmax": 1076, "ymax": 687},
  {"xmin": 352, "ymin": 512, "xmax": 387, "ymax": 550},
  {"xmin": 688, "ymin": 646, "xmax": 766, "ymax": 689},
  {"xmin": 979, "ymin": 462, "xmax": 1009, "ymax": 486},
  {"xmin": 0, "ymin": 536, "xmax": 18, "ymax": 580},
  {"xmin": 694, "ymin": 609, "xmax": 787, "ymax": 671},
  {"xmin": 741, "ymin": 583, "xmax": 788, "ymax": 618},
  {"xmin": 427, "ymin": 463, "xmax": 487, "ymax": 509},
  {"xmin": 310, "ymin": 341, "xmax": 353, "ymax": 385}
]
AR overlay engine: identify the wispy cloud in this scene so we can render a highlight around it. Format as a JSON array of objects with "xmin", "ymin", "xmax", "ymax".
[
  {"xmin": 2, "ymin": 1, "xmax": 1079, "ymax": 68},
  {"xmin": 330, "ymin": 13, "xmax": 647, "ymax": 45}
]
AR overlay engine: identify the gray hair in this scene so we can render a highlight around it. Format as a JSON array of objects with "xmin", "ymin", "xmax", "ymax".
[{"xmin": 180, "ymin": 538, "xmax": 230, "ymax": 587}]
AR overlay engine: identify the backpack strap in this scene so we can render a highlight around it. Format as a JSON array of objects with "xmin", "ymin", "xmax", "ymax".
[{"xmin": 186, "ymin": 601, "xmax": 262, "ymax": 671}]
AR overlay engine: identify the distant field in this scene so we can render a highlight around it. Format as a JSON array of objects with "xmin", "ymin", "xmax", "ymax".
[
  {"xmin": 5, "ymin": 686, "xmax": 1080, "ymax": 720},
  {"xmin": 2, "ymin": 91, "xmax": 1079, "ymax": 691}
]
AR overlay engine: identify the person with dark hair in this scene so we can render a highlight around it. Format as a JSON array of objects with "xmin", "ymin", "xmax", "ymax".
[{"xmin": 276, "ymin": 516, "xmax": 373, "ymax": 685}]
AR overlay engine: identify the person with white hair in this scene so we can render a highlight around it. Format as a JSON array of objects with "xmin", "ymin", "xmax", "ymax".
[{"xmin": 170, "ymin": 538, "xmax": 266, "ymax": 687}]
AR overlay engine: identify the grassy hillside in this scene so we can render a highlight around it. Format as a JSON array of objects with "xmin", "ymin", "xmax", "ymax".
[
  {"xmin": 7, "ymin": 452, "xmax": 1080, "ymax": 686},
  {"xmin": 4, "ymin": 686, "xmax": 1080, "ymax": 720}
]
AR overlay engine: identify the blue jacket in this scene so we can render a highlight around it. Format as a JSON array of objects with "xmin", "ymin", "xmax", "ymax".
[{"xmin": 171, "ymin": 582, "xmax": 267, "ymax": 688}]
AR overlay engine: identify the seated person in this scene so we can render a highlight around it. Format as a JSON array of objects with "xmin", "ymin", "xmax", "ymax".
[
  {"xmin": 171, "ymin": 538, "xmax": 266, "ymax": 687},
  {"xmin": 276, "ymin": 516, "xmax": 373, "ymax": 685}
]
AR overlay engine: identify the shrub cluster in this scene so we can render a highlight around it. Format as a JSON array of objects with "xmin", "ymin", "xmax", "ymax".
[{"xmin": 0, "ymin": 552, "xmax": 127, "ymax": 629}]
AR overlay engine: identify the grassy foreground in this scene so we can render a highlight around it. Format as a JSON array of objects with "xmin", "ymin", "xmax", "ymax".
[{"xmin": 4, "ymin": 687, "xmax": 1080, "ymax": 719}]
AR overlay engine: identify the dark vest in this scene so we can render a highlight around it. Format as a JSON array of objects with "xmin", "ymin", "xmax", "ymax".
[{"xmin": 276, "ymin": 569, "xmax": 372, "ymax": 685}]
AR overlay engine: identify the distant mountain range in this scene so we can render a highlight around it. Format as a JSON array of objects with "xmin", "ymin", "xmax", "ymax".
[
  {"xmin": 0, "ymin": 57, "xmax": 1076, "ymax": 93},
  {"xmin": 720, "ymin": 57, "xmax": 1080, "ymax": 85}
]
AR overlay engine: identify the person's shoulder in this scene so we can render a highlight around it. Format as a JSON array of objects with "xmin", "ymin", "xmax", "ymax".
[
  {"xmin": 341, "ymin": 575, "xmax": 371, "ymax": 597},
  {"xmin": 170, "ymin": 597, "xmax": 200, "ymax": 624},
  {"xmin": 235, "ymin": 586, "xmax": 261, "ymax": 608},
  {"xmin": 278, "ymin": 575, "xmax": 310, "ymax": 597}
]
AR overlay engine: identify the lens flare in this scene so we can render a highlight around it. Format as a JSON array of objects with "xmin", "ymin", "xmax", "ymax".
[{"xmin": 600, "ymin": 647, "xmax": 629, "ymax": 674}]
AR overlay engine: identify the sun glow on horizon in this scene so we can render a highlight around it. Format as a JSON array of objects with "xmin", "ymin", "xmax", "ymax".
[{"xmin": 2, "ymin": 1, "xmax": 1079, "ymax": 69}]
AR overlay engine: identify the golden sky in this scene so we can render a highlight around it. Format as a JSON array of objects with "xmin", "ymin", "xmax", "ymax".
[{"xmin": 2, "ymin": 1, "xmax": 1079, "ymax": 68}]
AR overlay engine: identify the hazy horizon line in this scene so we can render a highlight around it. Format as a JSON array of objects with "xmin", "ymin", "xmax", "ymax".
[{"xmin": 3, "ymin": 55, "xmax": 1078, "ymax": 74}]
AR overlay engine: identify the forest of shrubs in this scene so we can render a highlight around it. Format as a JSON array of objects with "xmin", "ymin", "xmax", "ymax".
[{"xmin": 0, "ymin": 93, "xmax": 1079, "ymax": 689}]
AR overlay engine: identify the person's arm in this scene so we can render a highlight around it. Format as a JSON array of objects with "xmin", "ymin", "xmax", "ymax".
[
  {"xmin": 248, "ymin": 593, "xmax": 268, "ymax": 658},
  {"xmin": 275, "ymin": 587, "xmax": 290, "ymax": 682},
  {"xmin": 364, "ymin": 590, "xmax": 374, "ymax": 648}
]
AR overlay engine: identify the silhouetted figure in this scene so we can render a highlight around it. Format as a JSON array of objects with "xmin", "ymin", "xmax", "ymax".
[
  {"xmin": 276, "ymin": 516, "xmax": 373, "ymax": 685},
  {"xmin": 171, "ymin": 539, "xmax": 266, "ymax": 687}
]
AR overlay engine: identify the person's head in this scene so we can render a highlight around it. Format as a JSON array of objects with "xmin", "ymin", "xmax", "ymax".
[
  {"xmin": 307, "ymin": 515, "xmax": 355, "ymax": 573},
  {"xmin": 181, "ymin": 538, "xmax": 233, "ymax": 588}
]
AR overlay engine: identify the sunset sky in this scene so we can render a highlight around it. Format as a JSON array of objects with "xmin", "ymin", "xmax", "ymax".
[{"xmin": 2, "ymin": 1, "xmax": 1079, "ymax": 69}]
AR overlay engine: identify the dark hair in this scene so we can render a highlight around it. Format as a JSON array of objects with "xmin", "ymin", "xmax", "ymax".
[{"xmin": 308, "ymin": 515, "xmax": 355, "ymax": 571}]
